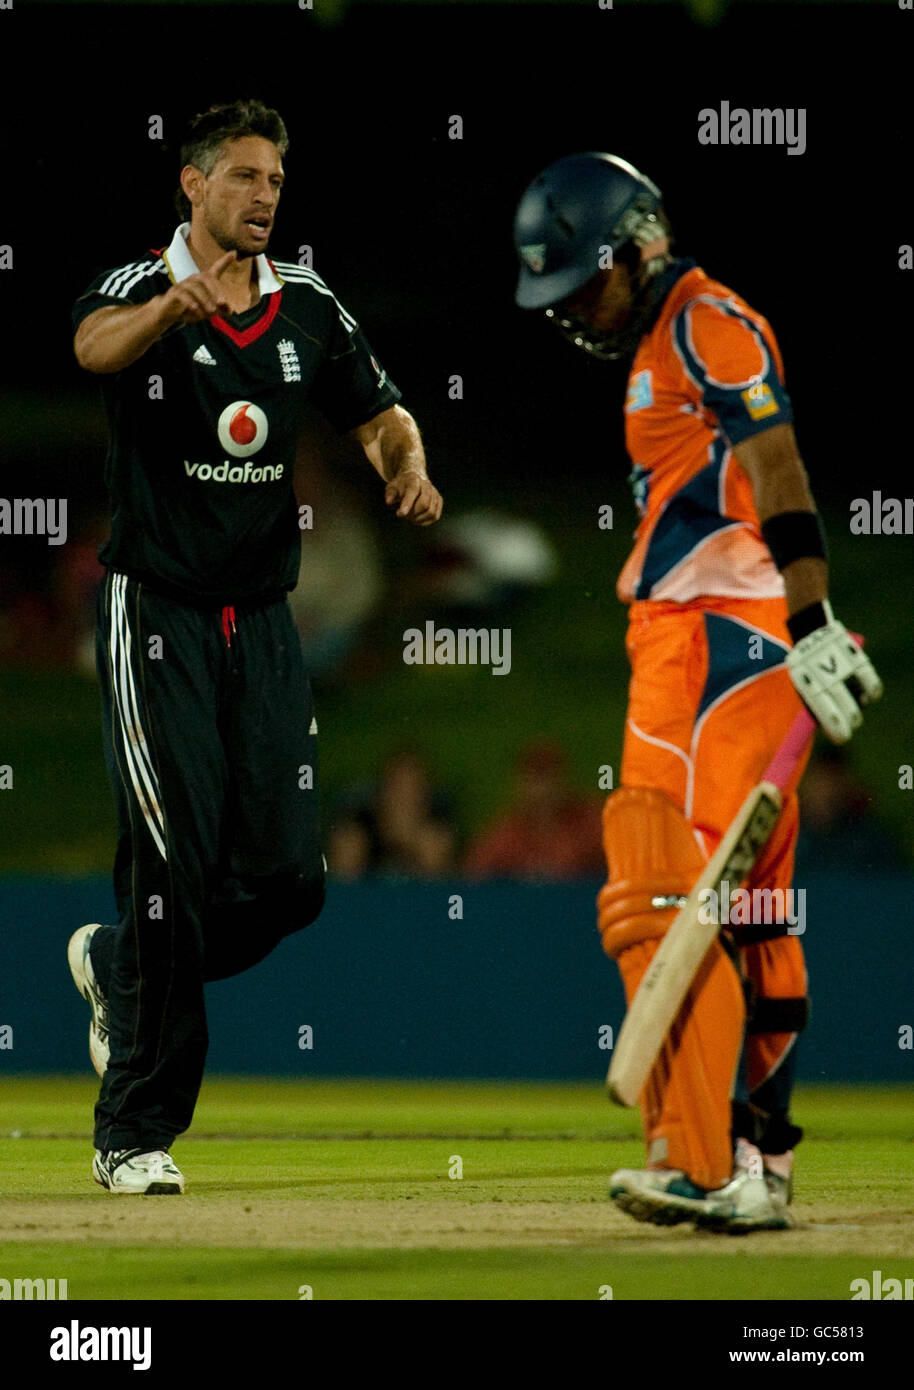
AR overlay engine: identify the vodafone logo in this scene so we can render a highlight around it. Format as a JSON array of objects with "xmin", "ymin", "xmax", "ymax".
[
  {"xmin": 217, "ymin": 401, "xmax": 269, "ymax": 458},
  {"xmin": 184, "ymin": 400, "xmax": 280, "ymax": 485}
]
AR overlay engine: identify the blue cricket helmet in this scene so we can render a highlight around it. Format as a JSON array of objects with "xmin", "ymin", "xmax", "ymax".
[{"xmin": 513, "ymin": 152, "xmax": 664, "ymax": 310}]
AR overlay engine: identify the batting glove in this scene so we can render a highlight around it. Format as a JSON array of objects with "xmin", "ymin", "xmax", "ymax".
[{"xmin": 786, "ymin": 601, "xmax": 883, "ymax": 744}]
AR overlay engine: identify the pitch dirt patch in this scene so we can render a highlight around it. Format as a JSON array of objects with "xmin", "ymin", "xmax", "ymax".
[{"xmin": 2, "ymin": 1196, "xmax": 912, "ymax": 1256}]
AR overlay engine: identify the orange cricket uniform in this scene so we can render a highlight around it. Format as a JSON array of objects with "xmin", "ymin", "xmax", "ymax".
[
  {"xmin": 601, "ymin": 260, "xmax": 810, "ymax": 1184},
  {"xmin": 618, "ymin": 261, "xmax": 809, "ymax": 841}
]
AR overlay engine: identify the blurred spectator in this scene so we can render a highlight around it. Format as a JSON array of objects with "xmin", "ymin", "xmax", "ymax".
[
  {"xmin": 288, "ymin": 440, "xmax": 383, "ymax": 681},
  {"xmin": 795, "ymin": 745, "xmax": 906, "ymax": 872},
  {"xmin": 52, "ymin": 514, "xmax": 107, "ymax": 673},
  {"xmin": 0, "ymin": 585, "xmax": 58, "ymax": 667},
  {"xmin": 410, "ymin": 508, "xmax": 559, "ymax": 618},
  {"xmin": 328, "ymin": 748, "xmax": 458, "ymax": 879},
  {"xmin": 464, "ymin": 740, "xmax": 604, "ymax": 880},
  {"xmin": 0, "ymin": 516, "xmax": 105, "ymax": 671}
]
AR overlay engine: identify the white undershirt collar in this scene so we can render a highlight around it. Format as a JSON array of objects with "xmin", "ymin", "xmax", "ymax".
[{"xmin": 161, "ymin": 223, "xmax": 283, "ymax": 296}]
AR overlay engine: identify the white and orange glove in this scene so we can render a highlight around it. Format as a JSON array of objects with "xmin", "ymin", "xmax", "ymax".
[{"xmin": 786, "ymin": 601, "xmax": 883, "ymax": 744}]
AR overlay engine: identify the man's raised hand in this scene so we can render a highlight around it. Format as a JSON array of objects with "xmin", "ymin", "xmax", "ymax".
[{"xmin": 159, "ymin": 251, "xmax": 238, "ymax": 326}]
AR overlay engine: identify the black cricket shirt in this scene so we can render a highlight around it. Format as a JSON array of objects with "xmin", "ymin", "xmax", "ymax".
[{"xmin": 72, "ymin": 223, "xmax": 401, "ymax": 606}]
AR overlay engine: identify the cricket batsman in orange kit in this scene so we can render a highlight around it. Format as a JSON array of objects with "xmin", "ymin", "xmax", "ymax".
[{"xmin": 513, "ymin": 153, "xmax": 883, "ymax": 1232}]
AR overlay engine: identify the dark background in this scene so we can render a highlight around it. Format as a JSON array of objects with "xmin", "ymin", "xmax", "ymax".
[
  {"xmin": 1, "ymin": 0, "xmax": 912, "ymax": 872},
  {"xmin": 2, "ymin": 0, "xmax": 913, "ymax": 509}
]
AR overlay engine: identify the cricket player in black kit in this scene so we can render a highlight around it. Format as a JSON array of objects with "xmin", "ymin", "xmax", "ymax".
[{"xmin": 68, "ymin": 100, "xmax": 443, "ymax": 1194}]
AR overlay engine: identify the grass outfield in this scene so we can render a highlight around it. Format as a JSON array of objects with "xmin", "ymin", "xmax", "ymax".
[{"xmin": 1, "ymin": 1078, "xmax": 912, "ymax": 1301}]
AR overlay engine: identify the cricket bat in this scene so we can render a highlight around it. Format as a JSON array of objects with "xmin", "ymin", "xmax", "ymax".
[{"xmin": 606, "ymin": 704, "xmax": 817, "ymax": 1108}]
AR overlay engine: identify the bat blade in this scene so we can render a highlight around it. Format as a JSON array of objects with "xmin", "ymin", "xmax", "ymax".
[
  {"xmin": 606, "ymin": 780, "xmax": 784, "ymax": 1108},
  {"xmin": 605, "ymin": 641, "xmax": 864, "ymax": 1108}
]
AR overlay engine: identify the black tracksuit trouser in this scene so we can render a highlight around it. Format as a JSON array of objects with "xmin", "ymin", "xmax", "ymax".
[{"xmin": 91, "ymin": 570, "xmax": 325, "ymax": 1152}]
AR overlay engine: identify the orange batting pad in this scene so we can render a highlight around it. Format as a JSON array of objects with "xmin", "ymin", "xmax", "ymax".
[{"xmin": 599, "ymin": 787, "xmax": 745, "ymax": 1191}]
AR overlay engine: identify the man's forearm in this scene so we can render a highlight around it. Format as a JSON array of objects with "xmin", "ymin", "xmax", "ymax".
[
  {"xmin": 374, "ymin": 412, "xmax": 427, "ymax": 482},
  {"xmin": 734, "ymin": 423, "xmax": 829, "ymax": 619},
  {"xmin": 75, "ymin": 299, "xmax": 174, "ymax": 374},
  {"xmin": 756, "ymin": 464, "xmax": 829, "ymax": 618},
  {"xmin": 779, "ymin": 555, "xmax": 828, "ymax": 618},
  {"xmin": 733, "ymin": 429, "xmax": 881, "ymax": 738},
  {"xmin": 350, "ymin": 405, "xmax": 442, "ymax": 525},
  {"xmin": 354, "ymin": 405, "xmax": 427, "ymax": 482},
  {"xmin": 381, "ymin": 426, "xmax": 427, "ymax": 482}
]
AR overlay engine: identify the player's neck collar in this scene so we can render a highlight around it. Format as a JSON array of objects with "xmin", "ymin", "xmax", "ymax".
[
  {"xmin": 651, "ymin": 257, "xmax": 698, "ymax": 307},
  {"xmin": 640, "ymin": 257, "xmax": 699, "ymax": 333},
  {"xmin": 162, "ymin": 224, "xmax": 283, "ymax": 296}
]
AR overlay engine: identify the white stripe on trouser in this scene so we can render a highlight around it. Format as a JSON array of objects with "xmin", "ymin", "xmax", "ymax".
[{"xmin": 108, "ymin": 574, "xmax": 167, "ymax": 860}]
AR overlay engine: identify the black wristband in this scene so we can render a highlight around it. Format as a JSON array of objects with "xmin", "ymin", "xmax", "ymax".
[
  {"xmin": 787, "ymin": 600, "xmax": 829, "ymax": 643},
  {"xmin": 760, "ymin": 510, "xmax": 828, "ymax": 571}
]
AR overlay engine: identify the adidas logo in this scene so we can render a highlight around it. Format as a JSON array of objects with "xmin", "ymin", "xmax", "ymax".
[
  {"xmin": 278, "ymin": 338, "xmax": 301, "ymax": 383},
  {"xmin": 193, "ymin": 345, "xmax": 217, "ymax": 366}
]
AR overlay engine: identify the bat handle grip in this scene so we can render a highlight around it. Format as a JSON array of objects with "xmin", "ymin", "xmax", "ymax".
[{"xmin": 764, "ymin": 708, "xmax": 816, "ymax": 791}]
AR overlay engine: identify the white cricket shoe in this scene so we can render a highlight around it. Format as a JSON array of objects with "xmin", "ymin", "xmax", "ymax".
[
  {"xmin": 93, "ymin": 1148, "xmax": 185, "ymax": 1195},
  {"xmin": 764, "ymin": 1170, "xmax": 793, "ymax": 1212},
  {"xmin": 67, "ymin": 924, "xmax": 110, "ymax": 1078},
  {"xmin": 609, "ymin": 1166, "xmax": 791, "ymax": 1232}
]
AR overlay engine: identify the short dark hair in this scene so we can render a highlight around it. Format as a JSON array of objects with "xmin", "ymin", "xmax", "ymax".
[{"xmin": 174, "ymin": 98, "xmax": 289, "ymax": 221}]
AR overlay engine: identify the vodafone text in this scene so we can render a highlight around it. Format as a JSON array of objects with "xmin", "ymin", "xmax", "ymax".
[{"xmin": 184, "ymin": 460, "xmax": 283, "ymax": 484}]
